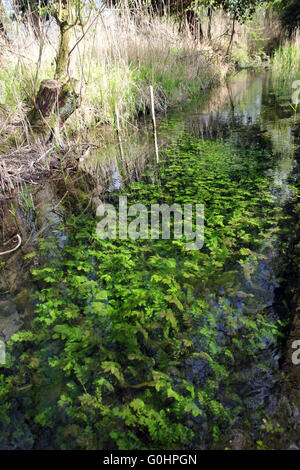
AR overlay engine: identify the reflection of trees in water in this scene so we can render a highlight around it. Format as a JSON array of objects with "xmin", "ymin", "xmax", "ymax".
[
  {"xmin": 78, "ymin": 137, "xmax": 154, "ymax": 198},
  {"xmin": 185, "ymin": 71, "xmax": 298, "ymax": 161},
  {"xmin": 185, "ymin": 108, "xmax": 272, "ymax": 149},
  {"xmin": 0, "ymin": 183, "xmax": 70, "ymax": 340}
]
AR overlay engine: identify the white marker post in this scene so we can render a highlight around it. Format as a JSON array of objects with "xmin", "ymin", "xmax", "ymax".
[
  {"xmin": 150, "ymin": 85, "xmax": 159, "ymax": 163},
  {"xmin": 0, "ymin": 340, "xmax": 5, "ymax": 365}
]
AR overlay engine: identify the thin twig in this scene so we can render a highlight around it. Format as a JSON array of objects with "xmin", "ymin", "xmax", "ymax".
[{"xmin": 54, "ymin": 191, "xmax": 69, "ymax": 209}]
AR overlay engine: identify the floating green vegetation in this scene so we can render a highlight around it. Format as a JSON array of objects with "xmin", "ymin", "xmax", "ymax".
[{"xmin": 0, "ymin": 131, "xmax": 291, "ymax": 450}]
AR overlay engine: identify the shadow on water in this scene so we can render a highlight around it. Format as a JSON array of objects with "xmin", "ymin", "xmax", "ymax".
[{"xmin": 1, "ymin": 70, "xmax": 300, "ymax": 449}]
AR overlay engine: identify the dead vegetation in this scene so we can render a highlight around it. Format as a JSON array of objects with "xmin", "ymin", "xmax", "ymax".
[{"xmin": 0, "ymin": 142, "xmax": 89, "ymax": 199}]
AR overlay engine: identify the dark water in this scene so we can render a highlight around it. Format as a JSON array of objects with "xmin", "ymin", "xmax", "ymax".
[{"xmin": 1, "ymin": 70, "xmax": 300, "ymax": 449}]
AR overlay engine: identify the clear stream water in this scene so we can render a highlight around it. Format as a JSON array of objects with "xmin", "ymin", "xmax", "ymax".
[{"xmin": 1, "ymin": 70, "xmax": 300, "ymax": 449}]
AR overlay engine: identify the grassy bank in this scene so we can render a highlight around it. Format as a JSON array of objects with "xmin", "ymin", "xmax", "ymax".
[
  {"xmin": 0, "ymin": 7, "xmax": 227, "ymax": 197},
  {"xmin": 0, "ymin": 6, "xmax": 283, "ymax": 139},
  {"xmin": 0, "ymin": 7, "xmax": 229, "ymax": 196},
  {"xmin": 0, "ymin": 4, "xmax": 287, "ymax": 199},
  {"xmin": 0, "ymin": 9, "xmax": 227, "ymax": 136},
  {"xmin": 271, "ymin": 31, "xmax": 300, "ymax": 96}
]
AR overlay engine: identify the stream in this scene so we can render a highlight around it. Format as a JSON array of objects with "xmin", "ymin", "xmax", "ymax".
[{"xmin": 0, "ymin": 70, "xmax": 300, "ymax": 450}]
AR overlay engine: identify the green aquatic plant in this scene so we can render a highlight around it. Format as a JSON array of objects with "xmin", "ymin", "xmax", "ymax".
[
  {"xmin": 0, "ymin": 130, "xmax": 289, "ymax": 450},
  {"xmin": 19, "ymin": 183, "xmax": 35, "ymax": 212}
]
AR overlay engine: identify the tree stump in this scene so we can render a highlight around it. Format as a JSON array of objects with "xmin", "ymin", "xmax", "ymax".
[
  {"xmin": 27, "ymin": 79, "xmax": 81, "ymax": 140},
  {"xmin": 27, "ymin": 79, "xmax": 61, "ymax": 135},
  {"xmin": 58, "ymin": 81, "xmax": 81, "ymax": 123}
]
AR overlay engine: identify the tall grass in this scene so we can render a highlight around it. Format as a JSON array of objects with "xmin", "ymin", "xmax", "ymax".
[
  {"xmin": 272, "ymin": 31, "xmax": 300, "ymax": 87},
  {"xmin": 68, "ymin": 6, "xmax": 231, "ymax": 133},
  {"xmin": 0, "ymin": 5, "xmax": 228, "ymax": 142},
  {"xmin": 0, "ymin": 3, "xmax": 282, "ymax": 148}
]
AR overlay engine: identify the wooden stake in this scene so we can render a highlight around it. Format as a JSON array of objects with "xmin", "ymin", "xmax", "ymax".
[{"xmin": 150, "ymin": 85, "xmax": 159, "ymax": 163}]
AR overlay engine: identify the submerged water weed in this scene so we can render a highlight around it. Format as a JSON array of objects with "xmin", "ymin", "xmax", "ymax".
[{"xmin": 0, "ymin": 131, "xmax": 287, "ymax": 450}]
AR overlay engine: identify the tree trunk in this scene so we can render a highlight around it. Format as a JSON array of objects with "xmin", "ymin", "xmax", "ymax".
[
  {"xmin": 27, "ymin": 79, "xmax": 80, "ymax": 139},
  {"xmin": 186, "ymin": 9, "xmax": 203, "ymax": 41},
  {"xmin": 207, "ymin": 7, "xmax": 212, "ymax": 41},
  {"xmin": 0, "ymin": 0, "xmax": 9, "ymax": 40},
  {"xmin": 27, "ymin": 10, "xmax": 43, "ymax": 40},
  {"xmin": 198, "ymin": 19, "xmax": 204, "ymax": 42},
  {"xmin": 226, "ymin": 18, "xmax": 236, "ymax": 57},
  {"xmin": 55, "ymin": 24, "xmax": 73, "ymax": 82},
  {"xmin": 27, "ymin": 80, "xmax": 61, "ymax": 135},
  {"xmin": 27, "ymin": 4, "xmax": 80, "ymax": 140},
  {"xmin": 0, "ymin": 18, "xmax": 5, "ymax": 37}
]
